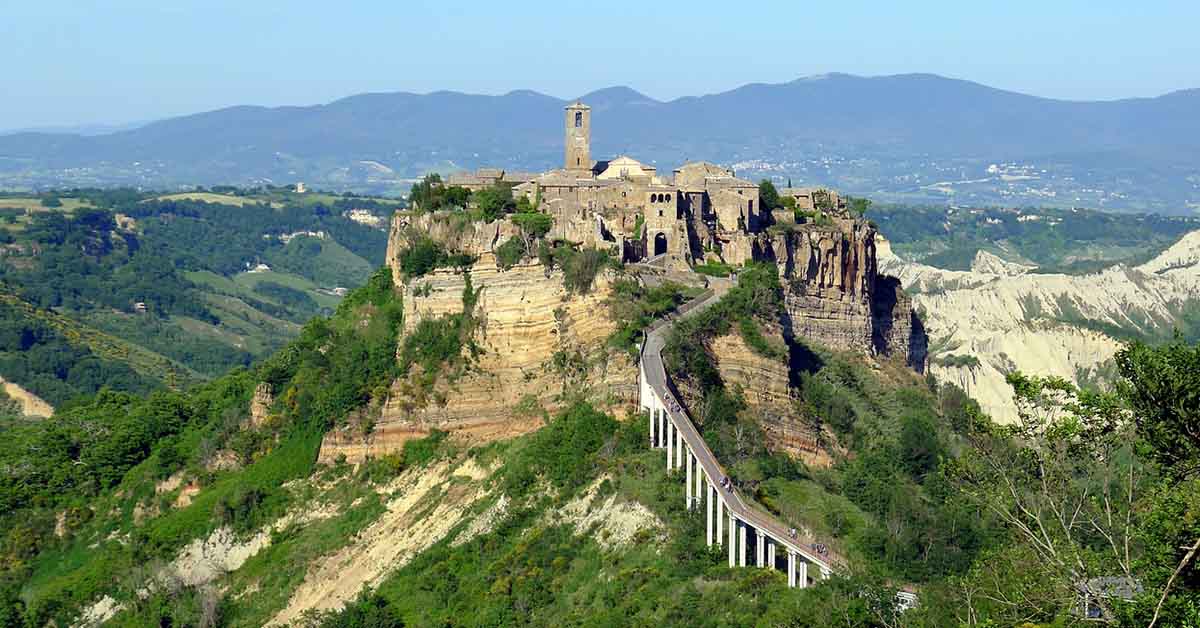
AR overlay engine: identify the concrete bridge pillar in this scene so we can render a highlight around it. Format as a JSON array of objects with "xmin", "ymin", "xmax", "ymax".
[
  {"xmin": 755, "ymin": 530, "xmax": 765, "ymax": 568},
  {"xmin": 650, "ymin": 408, "xmax": 657, "ymax": 447},
  {"xmin": 675, "ymin": 426, "xmax": 683, "ymax": 469},
  {"xmin": 738, "ymin": 523, "xmax": 747, "ymax": 567},
  {"xmin": 659, "ymin": 410, "xmax": 666, "ymax": 450},
  {"xmin": 694, "ymin": 459, "xmax": 703, "ymax": 505},
  {"xmin": 728, "ymin": 514, "xmax": 736, "ymax": 567},
  {"xmin": 787, "ymin": 551, "xmax": 796, "ymax": 587},
  {"xmin": 706, "ymin": 484, "xmax": 713, "ymax": 546},
  {"xmin": 666, "ymin": 418, "xmax": 673, "ymax": 471},
  {"xmin": 819, "ymin": 566, "xmax": 831, "ymax": 581},
  {"xmin": 767, "ymin": 540, "xmax": 775, "ymax": 569},
  {"xmin": 685, "ymin": 449, "xmax": 693, "ymax": 509},
  {"xmin": 798, "ymin": 560, "xmax": 809, "ymax": 588},
  {"xmin": 716, "ymin": 494, "xmax": 724, "ymax": 546}
]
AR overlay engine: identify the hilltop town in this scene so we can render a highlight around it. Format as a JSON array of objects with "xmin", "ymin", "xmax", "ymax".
[
  {"xmin": 406, "ymin": 100, "xmax": 926, "ymax": 370},
  {"xmin": 443, "ymin": 101, "xmax": 853, "ymax": 271}
]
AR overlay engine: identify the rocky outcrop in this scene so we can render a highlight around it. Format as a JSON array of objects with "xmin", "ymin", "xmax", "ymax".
[
  {"xmin": 711, "ymin": 326, "xmax": 792, "ymax": 409},
  {"xmin": 878, "ymin": 229, "xmax": 1200, "ymax": 423},
  {"xmin": 248, "ymin": 382, "xmax": 273, "ymax": 428},
  {"xmin": 710, "ymin": 326, "xmax": 829, "ymax": 466},
  {"xmin": 763, "ymin": 219, "xmax": 927, "ymax": 370},
  {"xmin": 321, "ymin": 237, "xmax": 637, "ymax": 463},
  {"xmin": 385, "ymin": 211, "xmax": 520, "ymax": 266}
]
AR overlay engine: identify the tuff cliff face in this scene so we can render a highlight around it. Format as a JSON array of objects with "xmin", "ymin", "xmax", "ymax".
[
  {"xmin": 321, "ymin": 213, "xmax": 635, "ymax": 464},
  {"xmin": 710, "ymin": 325, "xmax": 832, "ymax": 468},
  {"xmin": 760, "ymin": 219, "xmax": 927, "ymax": 370}
]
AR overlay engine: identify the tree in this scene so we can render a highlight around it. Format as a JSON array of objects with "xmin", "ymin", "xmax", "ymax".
[
  {"xmin": 40, "ymin": 195, "xmax": 62, "ymax": 208},
  {"xmin": 511, "ymin": 210, "xmax": 552, "ymax": 251},
  {"xmin": 407, "ymin": 174, "xmax": 443, "ymax": 211},
  {"xmin": 898, "ymin": 410, "xmax": 942, "ymax": 480},
  {"xmin": 847, "ymin": 196, "xmax": 872, "ymax": 217},
  {"xmin": 1113, "ymin": 339, "xmax": 1200, "ymax": 627},
  {"xmin": 949, "ymin": 373, "xmax": 1141, "ymax": 624},
  {"xmin": 1116, "ymin": 339, "xmax": 1200, "ymax": 478},
  {"xmin": 759, "ymin": 180, "xmax": 782, "ymax": 211},
  {"xmin": 473, "ymin": 185, "xmax": 514, "ymax": 222}
]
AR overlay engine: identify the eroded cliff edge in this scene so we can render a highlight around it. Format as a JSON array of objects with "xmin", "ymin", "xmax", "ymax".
[
  {"xmin": 320, "ymin": 212, "xmax": 636, "ymax": 463},
  {"xmin": 746, "ymin": 217, "xmax": 928, "ymax": 371}
]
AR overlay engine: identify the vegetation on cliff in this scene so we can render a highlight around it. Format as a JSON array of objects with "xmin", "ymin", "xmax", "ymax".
[
  {"xmin": 664, "ymin": 268, "xmax": 1001, "ymax": 587},
  {"xmin": 605, "ymin": 279, "xmax": 699, "ymax": 355},
  {"xmin": 310, "ymin": 401, "xmax": 917, "ymax": 628},
  {"xmin": 393, "ymin": 231, "xmax": 475, "ymax": 279},
  {"xmin": 0, "ymin": 264, "xmax": 407, "ymax": 625},
  {"xmin": 662, "ymin": 256, "xmax": 1200, "ymax": 625}
]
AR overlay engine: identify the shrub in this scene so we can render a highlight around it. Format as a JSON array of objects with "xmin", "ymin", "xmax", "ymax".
[
  {"xmin": 494, "ymin": 236, "xmax": 525, "ymax": 270},
  {"xmin": 472, "ymin": 185, "xmax": 514, "ymax": 222},
  {"xmin": 547, "ymin": 245, "xmax": 612, "ymax": 294},
  {"xmin": 396, "ymin": 233, "xmax": 475, "ymax": 279},
  {"xmin": 694, "ymin": 261, "xmax": 734, "ymax": 277},
  {"xmin": 503, "ymin": 401, "xmax": 618, "ymax": 493},
  {"xmin": 606, "ymin": 279, "xmax": 693, "ymax": 354},
  {"xmin": 511, "ymin": 210, "xmax": 552, "ymax": 240}
]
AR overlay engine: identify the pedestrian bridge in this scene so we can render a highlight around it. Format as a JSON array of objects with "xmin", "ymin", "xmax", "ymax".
[{"xmin": 637, "ymin": 282, "xmax": 841, "ymax": 588}]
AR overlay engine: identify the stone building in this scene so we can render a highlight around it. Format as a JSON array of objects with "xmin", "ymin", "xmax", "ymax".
[
  {"xmin": 450, "ymin": 100, "xmax": 927, "ymax": 369},
  {"xmin": 501, "ymin": 101, "xmax": 766, "ymax": 269}
]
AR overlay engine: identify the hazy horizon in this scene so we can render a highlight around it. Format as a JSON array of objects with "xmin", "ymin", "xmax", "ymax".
[
  {"xmin": 4, "ymin": 71, "xmax": 1198, "ymax": 136},
  {"xmin": 4, "ymin": 0, "xmax": 1199, "ymax": 130}
]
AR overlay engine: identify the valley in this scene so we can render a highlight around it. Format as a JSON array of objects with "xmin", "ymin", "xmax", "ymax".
[
  {"xmin": 875, "ymin": 206, "xmax": 1200, "ymax": 422},
  {"xmin": 0, "ymin": 188, "xmax": 394, "ymax": 414}
]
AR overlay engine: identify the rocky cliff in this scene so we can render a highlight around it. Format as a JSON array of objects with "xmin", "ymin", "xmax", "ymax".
[
  {"xmin": 878, "ymin": 230, "xmax": 1200, "ymax": 422},
  {"xmin": 710, "ymin": 325, "xmax": 831, "ymax": 467},
  {"xmin": 758, "ymin": 219, "xmax": 927, "ymax": 370},
  {"xmin": 322, "ymin": 214, "xmax": 635, "ymax": 464}
]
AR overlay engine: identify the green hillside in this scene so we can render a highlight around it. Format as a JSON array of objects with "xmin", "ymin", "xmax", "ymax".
[
  {"xmin": 1, "ymin": 258, "xmax": 1197, "ymax": 627},
  {"xmin": 0, "ymin": 188, "xmax": 396, "ymax": 412}
]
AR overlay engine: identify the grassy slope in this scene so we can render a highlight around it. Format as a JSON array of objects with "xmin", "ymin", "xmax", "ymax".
[{"xmin": 151, "ymin": 193, "xmax": 281, "ymax": 208}]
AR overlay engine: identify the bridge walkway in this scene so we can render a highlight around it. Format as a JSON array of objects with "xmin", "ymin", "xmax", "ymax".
[{"xmin": 637, "ymin": 275, "xmax": 841, "ymax": 587}]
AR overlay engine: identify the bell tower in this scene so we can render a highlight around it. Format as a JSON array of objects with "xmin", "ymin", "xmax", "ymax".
[{"xmin": 564, "ymin": 101, "xmax": 591, "ymax": 175}]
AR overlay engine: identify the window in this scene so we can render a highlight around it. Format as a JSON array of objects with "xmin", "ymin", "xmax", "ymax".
[
  {"xmin": 575, "ymin": 111, "xmax": 583, "ymax": 128},
  {"xmin": 748, "ymin": 200, "xmax": 753, "ymax": 212},
  {"xmin": 577, "ymin": 158, "xmax": 581, "ymax": 166}
]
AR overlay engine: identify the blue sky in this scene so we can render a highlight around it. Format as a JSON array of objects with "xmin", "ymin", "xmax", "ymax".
[{"xmin": 3, "ymin": 0, "xmax": 1198, "ymax": 129}]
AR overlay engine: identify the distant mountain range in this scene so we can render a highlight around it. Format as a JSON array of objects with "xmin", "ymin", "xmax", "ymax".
[{"xmin": 2, "ymin": 73, "xmax": 1198, "ymax": 212}]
